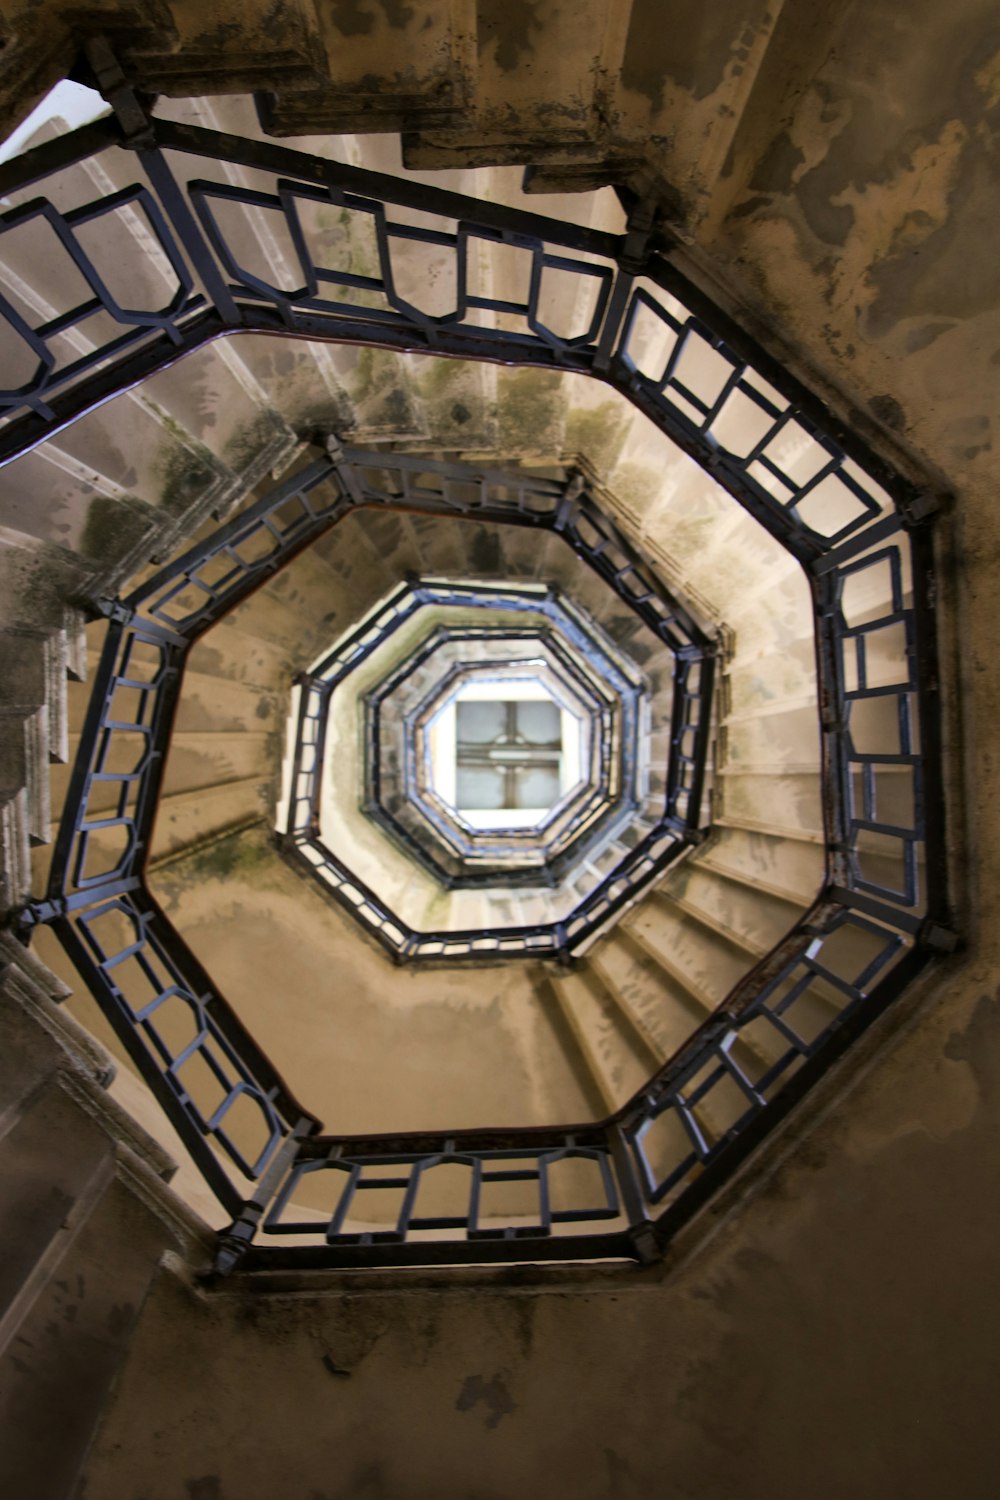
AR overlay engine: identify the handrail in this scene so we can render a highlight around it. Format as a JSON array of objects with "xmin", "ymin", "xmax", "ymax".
[{"xmin": 8, "ymin": 115, "xmax": 950, "ymax": 1272}]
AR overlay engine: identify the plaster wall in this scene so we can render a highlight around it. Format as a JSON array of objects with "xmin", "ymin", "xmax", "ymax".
[{"xmin": 82, "ymin": 957, "xmax": 1000, "ymax": 1500}]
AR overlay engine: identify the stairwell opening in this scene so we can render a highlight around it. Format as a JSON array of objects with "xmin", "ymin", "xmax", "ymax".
[{"xmin": 2, "ymin": 88, "xmax": 950, "ymax": 1271}]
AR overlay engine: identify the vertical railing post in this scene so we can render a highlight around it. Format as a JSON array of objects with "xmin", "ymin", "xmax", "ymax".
[
  {"xmin": 214, "ymin": 1120, "xmax": 314, "ymax": 1275},
  {"xmin": 607, "ymin": 1123, "xmax": 661, "ymax": 1265}
]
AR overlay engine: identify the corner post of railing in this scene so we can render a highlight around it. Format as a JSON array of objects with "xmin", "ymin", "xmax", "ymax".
[
  {"xmin": 12, "ymin": 896, "xmax": 67, "ymax": 943},
  {"xmin": 606, "ymin": 1121, "xmax": 661, "ymax": 1266},
  {"xmin": 83, "ymin": 37, "xmax": 244, "ymax": 328},
  {"xmin": 592, "ymin": 194, "xmax": 662, "ymax": 378},
  {"xmin": 213, "ymin": 1120, "xmax": 312, "ymax": 1276},
  {"xmin": 686, "ymin": 644, "xmax": 717, "ymax": 836},
  {"xmin": 554, "ymin": 472, "xmax": 585, "ymax": 533},
  {"xmin": 810, "ymin": 562, "xmax": 854, "ymax": 890},
  {"xmin": 287, "ymin": 672, "xmax": 312, "ymax": 831},
  {"xmin": 904, "ymin": 495, "xmax": 953, "ymax": 936}
]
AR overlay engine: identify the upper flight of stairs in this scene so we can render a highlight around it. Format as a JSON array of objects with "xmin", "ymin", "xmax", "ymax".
[
  {"xmin": 0, "ymin": 0, "xmax": 832, "ymax": 238},
  {"xmin": 0, "ymin": 607, "xmax": 86, "ymax": 913}
]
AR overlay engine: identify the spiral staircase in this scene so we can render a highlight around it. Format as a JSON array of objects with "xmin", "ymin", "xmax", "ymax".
[
  {"xmin": 0, "ymin": 8, "xmax": 971, "ymax": 1497},
  {"xmin": 0, "ymin": 73, "xmax": 943, "ymax": 1248}
]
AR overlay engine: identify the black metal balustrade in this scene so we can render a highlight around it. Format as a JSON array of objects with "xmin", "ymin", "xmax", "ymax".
[{"xmin": 7, "ymin": 86, "xmax": 952, "ymax": 1271}]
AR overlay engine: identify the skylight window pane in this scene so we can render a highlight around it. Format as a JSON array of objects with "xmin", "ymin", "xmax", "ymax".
[{"xmin": 456, "ymin": 766, "xmax": 505, "ymax": 809}]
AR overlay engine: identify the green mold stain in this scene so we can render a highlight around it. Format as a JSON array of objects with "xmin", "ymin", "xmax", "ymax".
[
  {"xmin": 564, "ymin": 401, "xmax": 630, "ymax": 471},
  {"xmin": 223, "ymin": 411, "xmax": 286, "ymax": 474},
  {"xmin": 154, "ymin": 430, "xmax": 219, "ymax": 518},
  {"xmin": 79, "ymin": 494, "xmax": 150, "ymax": 563},
  {"xmin": 497, "ymin": 368, "xmax": 565, "ymax": 451},
  {"xmin": 167, "ymin": 825, "xmax": 272, "ymax": 886}
]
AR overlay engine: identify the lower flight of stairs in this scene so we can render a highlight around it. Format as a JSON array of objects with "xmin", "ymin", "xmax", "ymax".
[{"xmin": 0, "ymin": 931, "xmax": 208, "ymax": 1499}]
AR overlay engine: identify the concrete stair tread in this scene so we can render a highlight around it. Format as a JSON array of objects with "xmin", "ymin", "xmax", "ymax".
[
  {"xmin": 600, "ymin": 926, "xmax": 792, "ymax": 1077},
  {"xmin": 171, "ymin": 674, "xmax": 281, "ymax": 735},
  {"xmin": 692, "ymin": 848, "xmax": 816, "ymax": 910},
  {"xmin": 588, "ymin": 931, "xmax": 711, "ymax": 1058},
  {"xmin": 639, "ymin": 886, "xmax": 847, "ymax": 1027},
  {"xmin": 184, "ymin": 625, "xmax": 292, "ymax": 688},
  {"xmin": 48, "ymin": 731, "xmax": 275, "ymax": 818},
  {"xmin": 658, "ymin": 865, "xmax": 807, "ymax": 952},
  {"xmin": 548, "ymin": 966, "xmax": 657, "ymax": 1113},
  {"xmin": 624, "ymin": 899, "xmax": 751, "ymax": 1009},
  {"xmin": 715, "ymin": 813, "xmax": 826, "ymax": 845}
]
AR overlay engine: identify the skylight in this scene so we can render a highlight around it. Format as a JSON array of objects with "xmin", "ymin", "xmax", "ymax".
[{"xmin": 430, "ymin": 677, "xmax": 581, "ymax": 831}]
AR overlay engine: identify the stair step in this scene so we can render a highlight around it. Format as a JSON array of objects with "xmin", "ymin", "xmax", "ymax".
[
  {"xmin": 218, "ymin": 586, "xmax": 316, "ymax": 658},
  {"xmin": 549, "ymin": 966, "xmax": 656, "ymax": 1112},
  {"xmin": 185, "ymin": 624, "xmax": 291, "ymax": 690},
  {"xmin": 0, "ymin": 435, "xmax": 146, "ymax": 575},
  {"xmin": 0, "ymin": 632, "xmax": 49, "ymax": 718},
  {"xmin": 409, "ymin": 351, "xmax": 499, "ymax": 453},
  {"xmin": 722, "ymin": 701, "xmax": 820, "ymax": 762},
  {"xmin": 657, "ymin": 863, "xmax": 806, "ymax": 957},
  {"xmin": 0, "ymin": 707, "xmax": 50, "ymax": 845},
  {"xmin": 0, "ymin": 787, "xmax": 31, "ymax": 913},
  {"xmin": 716, "ymin": 768, "xmax": 822, "ymax": 837},
  {"xmin": 256, "ymin": 6, "xmax": 476, "ymax": 137},
  {"xmin": 589, "ymin": 929, "xmax": 709, "ymax": 1059},
  {"xmin": 647, "ymin": 884, "xmax": 847, "ymax": 1041},
  {"xmin": 607, "ymin": 923, "xmax": 787, "ymax": 1078},
  {"xmin": 265, "ymin": 536, "xmax": 392, "ymax": 653},
  {"xmin": 726, "ymin": 641, "xmax": 818, "ymax": 716},
  {"xmin": 50, "ymin": 731, "xmax": 275, "ymax": 819},
  {"xmin": 314, "ymin": 506, "xmax": 425, "ymax": 586},
  {"xmin": 695, "ymin": 824, "xmax": 825, "ymax": 900},
  {"xmin": 0, "ymin": 1173, "xmax": 167, "ymax": 1500},
  {"xmin": 624, "ymin": 899, "xmax": 751, "ymax": 1014},
  {"xmin": 496, "ymin": 367, "xmax": 569, "ymax": 460},
  {"xmin": 403, "ymin": 3, "xmax": 625, "ymax": 163},
  {"xmin": 0, "ymin": 1075, "xmax": 112, "ymax": 1342},
  {"xmin": 170, "ymin": 672, "xmax": 281, "ymax": 735}
]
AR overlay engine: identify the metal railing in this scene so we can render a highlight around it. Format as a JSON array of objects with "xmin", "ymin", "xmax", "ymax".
[{"xmin": 9, "ymin": 96, "xmax": 952, "ymax": 1271}]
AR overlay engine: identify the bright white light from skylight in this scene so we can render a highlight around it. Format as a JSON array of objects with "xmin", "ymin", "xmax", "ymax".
[
  {"xmin": 429, "ymin": 676, "xmax": 582, "ymax": 831},
  {"xmin": 0, "ymin": 81, "xmax": 110, "ymax": 164}
]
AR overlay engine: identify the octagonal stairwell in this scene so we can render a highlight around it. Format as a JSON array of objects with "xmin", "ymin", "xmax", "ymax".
[
  {"xmin": 0, "ymin": 11, "xmax": 973, "ymax": 1498},
  {"xmin": 2, "ymin": 91, "xmax": 933, "ymax": 1255}
]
